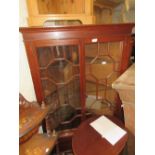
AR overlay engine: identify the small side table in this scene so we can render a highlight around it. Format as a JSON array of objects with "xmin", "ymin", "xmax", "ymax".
[
  {"xmin": 19, "ymin": 94, "xmax": 57, "ymax": 155},
  {"xmin": 72, "ymin": 116, "xmax": 128, "ymax": 155}
]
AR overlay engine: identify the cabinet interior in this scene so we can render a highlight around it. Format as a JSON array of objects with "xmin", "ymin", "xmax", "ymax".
[
  {"xmin": 37, "ymin": 45, "xmax": 82, "ymax": 131},
  {"xmin": 85, "ymin": 41, "xmax": 123, "ymax": 114}
]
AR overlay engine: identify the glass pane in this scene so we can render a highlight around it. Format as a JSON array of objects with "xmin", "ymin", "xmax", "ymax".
[
  {"xmin": 44, "ymin": 20, "xmax": 82, "ymax": 27},
  {"xmin": 37, "ymin": 47, "xmax": 54, "ymax": 67},
  {"xmin": 37, "ymin": 0, "xmax": 85, "ymax": 14},
  {"xmin": 85, "ymin": 41, "xmax": 123, "ymax": 114},
  {"xmin": 41, "ymin": 79, "xmax": 57, "ymax": 96},
  {"xmin": 91, "ymin": 56, "xmax": 114, "ymax": 79},
  {"xmin": 47, "ymin": 60, "xmax": 73, "ymax": 83},
  {"xmin": 46, "ymin": 104, "xmax": 77, "ymax": 130},
  {"xmin": 85, "ymin": 43, "xmax": 98, "ymax": 63},
  {"xmin": 36, "ymin": 45, "xmax": 80, "ymax": 111}
]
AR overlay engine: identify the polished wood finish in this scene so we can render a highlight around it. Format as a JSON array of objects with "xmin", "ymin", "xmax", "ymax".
[
  {"xmin": 20, "ymin": 134, "xmax": 57, "ymax": 155},
  {"xmin": 20, "ymin": 24, "xmax": 134, "ymax": 40},
  {"xmin": 19, "ymin": 98, "xmax": 52, "ymax": 138},
  {"xmin": 19, "ymin": 94, "xmax": 57, "ymax": 154},
  {"xmin": 72, "ymin": 116, "xmax": 128, "ymax": 155}
]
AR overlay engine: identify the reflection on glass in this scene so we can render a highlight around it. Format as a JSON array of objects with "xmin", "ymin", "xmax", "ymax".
[{"xmin": 44, "ymin": 20, "xmax": 82, "ymax": 27}]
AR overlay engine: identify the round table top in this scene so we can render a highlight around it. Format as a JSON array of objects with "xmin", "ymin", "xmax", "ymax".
[{"xmin": 72, "ymin": 116, "xmax": 128, "ymax": 155}]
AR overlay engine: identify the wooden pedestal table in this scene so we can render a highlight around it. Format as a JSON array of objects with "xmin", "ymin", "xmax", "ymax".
[{"xmin": 72, "ymin": 116, "xmax": 128, "ymax": 155}]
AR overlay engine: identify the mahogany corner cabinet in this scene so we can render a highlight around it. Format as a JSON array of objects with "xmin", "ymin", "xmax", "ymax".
[{"xmin": 20, "ymin": 24, "xmax": 134, "ymax": 153}]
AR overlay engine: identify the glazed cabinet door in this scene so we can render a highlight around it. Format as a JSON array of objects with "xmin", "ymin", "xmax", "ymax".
[
  {"xmin": 25, "ymin": 39, "xmax": 85, "ymax": 131},
  {"xmin": 84, "ymin": 37, "xmax": 132, "ymax": 117}
]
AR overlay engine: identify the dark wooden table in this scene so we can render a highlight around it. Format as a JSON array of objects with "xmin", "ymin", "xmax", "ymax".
[
  {"xmin": 19, "ymin": 94, "xmax": 57, "ymax": 155},
  {"xmin": 72, "ymin": 116, "xmax": 128, "ymax": 155}
]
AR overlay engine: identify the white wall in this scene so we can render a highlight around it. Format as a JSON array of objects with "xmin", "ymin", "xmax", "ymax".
[{"xmin": 19, "ymin": 0, "xmax": 36, "ymax": 101}]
